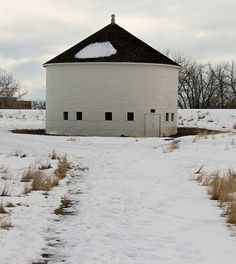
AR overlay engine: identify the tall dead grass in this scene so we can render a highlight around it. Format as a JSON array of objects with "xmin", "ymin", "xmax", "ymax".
[
  {"xmin": 21, "ymin": 154, "xmax": 70, "ymax": 193},
  {"xmin": 54, "ymin": 155, "xmax": 71, "ymax": 179},
  {"xmin": 194, "ymin": 168, "xmax": 236, "ymax": 227}
]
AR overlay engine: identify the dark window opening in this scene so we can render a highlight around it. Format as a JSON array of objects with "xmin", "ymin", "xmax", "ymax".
[
  {"xmin": 171, "ymin": 113, "xmax": 174, "ymax": 121},
  {"xmin": 76, "ymin": 112, "xmax": 82, "ymax": 120},
  {"xmin": 127, "ymin": 112, "xmax": 134, "ymax": 121},
  {"xmin": 63, "ymin": 112, "xmax": 68, "ymax": 120},
  {"xmin": 150, "ymin": 109, "xmax": 155, "ymax": 113},
  {"xmin": 166, "ymin": 113, "xmax": 169, "ymax": 121},
  {"xmin": 105, "ymin": 112, "xmax": 112, "ymax": 121}
]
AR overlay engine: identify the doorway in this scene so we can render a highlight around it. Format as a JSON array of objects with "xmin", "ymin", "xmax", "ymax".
[{"xmin": 144, "ymin": 113, "xmax": 161, "ymax": 137}]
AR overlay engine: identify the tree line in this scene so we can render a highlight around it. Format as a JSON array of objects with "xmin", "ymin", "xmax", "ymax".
[{"xmin": 168, "ymin": 52, "xmax": 236, "ymax": 109}]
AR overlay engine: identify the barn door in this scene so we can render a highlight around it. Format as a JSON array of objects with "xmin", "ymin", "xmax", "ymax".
[{"xmin": 144, "ymin": 114, "xmax": 161, "ymax": 137}]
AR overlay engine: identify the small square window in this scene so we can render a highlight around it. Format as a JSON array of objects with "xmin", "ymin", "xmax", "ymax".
[
  {"xmin": 127, "ymin": 112, "xmax": 134, "ymax": 121},
  {"xmin": 63, "ymin": 112, "xmax": 68, "ymax": 120},
  {"xmin": 171, "ymin": 113, "xmax": 174, "ymax": 121},
  {"xmin": 166, "ymin": 113, "xmax": 169, "ymax": 121},
  {"xmin": 150, "ymin": 109, "xmax": 155, "ymax": 113},
  {"xmin": 76, "ymin": 112, "xmax": 82, "ymax": 120},
  {"xmin": 105, "ymin": 112, "xmax": 112, "ymax": 121}
]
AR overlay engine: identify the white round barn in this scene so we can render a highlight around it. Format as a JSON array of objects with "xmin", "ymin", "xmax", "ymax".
[{"xmin": 44, "ymin": 16, "xmax": 180, "ymax": 137}]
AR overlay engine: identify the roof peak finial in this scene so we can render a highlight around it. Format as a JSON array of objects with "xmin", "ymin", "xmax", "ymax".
[{"xmin": 111, "ymin": 14, "xmax": 115, "ymax": 24}]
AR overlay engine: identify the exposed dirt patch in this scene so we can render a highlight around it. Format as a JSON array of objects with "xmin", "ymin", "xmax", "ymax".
[
  {"xmin": 11, "ymin": 127, "xmax": 225, "ymax": 138},
  {"xmin": 172, "ymin": 127, "xmax": 224, "ymax": 137}
]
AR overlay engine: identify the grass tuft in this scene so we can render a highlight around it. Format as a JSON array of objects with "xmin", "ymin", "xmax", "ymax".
[
  {"xmin": 0, "ymin": 202, "xmax": 8, "ymax": 214},
  {"xmin": 0, "ymin": 185, "xmax": 10, "ymax": 196},
  {"xmin": 54, "ymin": 155, "xmax": 71, "ymax": 179},
  {"xmin": 21, "ymin": 169, "xmax": 35, "ymax": 182},
  {"xmin": 31, "ymin": 171, "xmax": 50, "ymax": 191},
  {"xmin": 54, "ymin": 198, "xmax": 74, "ymax": 215},
  {"xmin": 49, "ymin": 150, "xmax": 58, "ymax": 160},
  {"xmin": 0, "ymin": 219, "xmax": 13, "ymax": 230}
]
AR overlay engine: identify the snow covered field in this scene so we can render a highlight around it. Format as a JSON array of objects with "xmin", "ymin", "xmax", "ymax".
[
  {"xmin": 0, "ymin": 109, "xmax": 236, "ymax": 264},
  {"xmin": 178, "ymin": 109, "xmax": 236, "ymax": 132}
]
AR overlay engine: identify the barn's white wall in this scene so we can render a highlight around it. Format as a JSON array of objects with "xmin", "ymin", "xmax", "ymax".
[{"xmin": 45, "ymin": 63, "xmax": 178, "ymax": 136}]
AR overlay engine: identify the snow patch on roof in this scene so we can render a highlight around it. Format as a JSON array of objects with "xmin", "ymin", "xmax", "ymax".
[{"xmin": 75, "ymin": 41, "xmax": 117, "ymax": 59}]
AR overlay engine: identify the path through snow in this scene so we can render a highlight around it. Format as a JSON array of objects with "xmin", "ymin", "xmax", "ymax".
[{"xmin": 35, "ymin": 136, "xmax": 236, "ymax": 264}]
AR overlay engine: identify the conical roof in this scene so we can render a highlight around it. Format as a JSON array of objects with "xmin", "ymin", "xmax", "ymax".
[{"xmin": 44, "ymin": 22, "xmax": 179, "ymax": 66}]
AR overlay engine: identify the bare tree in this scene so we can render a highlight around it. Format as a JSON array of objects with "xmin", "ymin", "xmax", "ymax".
[
  {"xmin": 165, "ymin": 50, "xmax": 236, "ymax": 109},
  {"xmin": 0, "ymin": 68, "xmax": 27, "ymax": 108},
  {"xmin": 32, "ymin": 100, "xmax": 46, "ymax": 109}
]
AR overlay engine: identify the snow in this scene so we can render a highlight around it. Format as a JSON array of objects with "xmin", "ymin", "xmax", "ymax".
[
  {"xmin": 178, "ymin": 109, "xmax": 236, "ymax": 132},
  {"xmin": 0, "ymin": 109, "xmax": 236, "ymax": 264},
  {"xmin": 75, "ymin": 41, "xmax": 117, "ymax": 59}
]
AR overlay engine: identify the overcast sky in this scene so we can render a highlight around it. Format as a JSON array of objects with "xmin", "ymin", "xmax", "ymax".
[{"xmin": 0, "ymin": 0, "xmax": 236, "ymax": 100}]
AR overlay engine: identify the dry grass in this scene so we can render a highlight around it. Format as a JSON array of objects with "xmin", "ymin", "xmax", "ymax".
[
  {"xmin": 23, "ymin": 184, "xmax": 32, "ymax": 195},
  {"xmin": 54, "ymin": 198, "xmax": 74, "ymax": 215},
  {"xmin": 233, "ymin": 124, "xmax": 236, "ymax": 129},
  {"xmin": 0, "ymin": 165, "xmax": 8, "ymax": 174},
  {"xmin": 163, "ymin": 140, "xmax": 180, "ymax": 153},
  {"xmin": 208, "ymin": 170, "xmax": 236, "ymax": 203},
  {"xmin": 0, "ymin": 185, "xmax": 10, "ymax": 196},
  {"xmin": 54, "ymin": 155, "xmax": 71, "ymax": 179},
  {"xmin": 21, "ymin": 169, "xmax": 35, "ymax": 182},
  {"xmin": 193, "ymin": 166, "xmax": 210, "ymax": 186},
  {"xmin": 170, "ymin": 141, "xmax": 180, "ymax": 150},
  {"xmin": 20, "ymin": 154, "xmax": 71, "ymax": 194},
  {"xmin": 31, "ymin": 171, "xmax": 51, "ymax": 191},
  {"xmin": 0, "ymin": 202, "xmax": 8, "ymax": 214},
  {"xmin": 194, "ymin": 168, "xmax": 236, "ymax": 227},
  {"xmin": 5, "ymin": 202, "xmax": 15, "ymax": 208},
  {"xmin": 227, "ymin": 202, "xmax": 236, "ymax": 225},
  {"xmin": 196, "ymin": 129, "xmax": 209, "ymax": 139},
  {"xmin": 0, "ymin": 219, "xmax": 13, "ymax": 230},
  {"xmin": 38, "ymin": 162, "xmax": 52, "ymax": 170},
  {"xmin": 12, "ymin": 149, "xmax": 27, "ymax": 158},
  {"xmin": 49, "ymin": 150, "xmax": 58, "ymax": 160}
]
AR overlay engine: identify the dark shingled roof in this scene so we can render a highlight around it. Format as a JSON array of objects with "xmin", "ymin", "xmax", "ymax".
[{"xmin": 44, "ymin": 22, "xmax": 179, "ymax": 66}]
